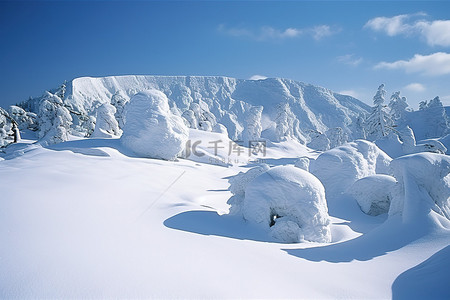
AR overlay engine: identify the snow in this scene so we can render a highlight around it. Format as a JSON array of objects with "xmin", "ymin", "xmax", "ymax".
[
  {"xmin": 347, "ymin": 174, "xmax": 397, "ymax": 216},
  {"xmin": 0, "ymin": 131, "xmax": 449, "ymax": 299},
  {"xmin": 92, "ymin": 102, "xmax": 121, "ymax": 138},
  {"xmin": 310, "ymin": 140, "xmax": 392, "ymax": 197},
  {"xmin": 242, "ymin": 165, "xmax": 331, "ymax": 243},
  {"xmin": 389, "ymin": 152, "xmax": 450, "ymax": 221},
  {"xmin": 120, "ymin": 90, "xmax": 189, "ymax": 160},
  {"xmin": 1, "ymin": 75, "xmax": 449, "ymax": 298}
]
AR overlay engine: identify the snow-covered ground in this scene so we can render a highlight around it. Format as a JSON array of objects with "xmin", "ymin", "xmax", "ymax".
[{"xmin": 1, "ymin": 130, "xmax": 449, "ymax": 299}]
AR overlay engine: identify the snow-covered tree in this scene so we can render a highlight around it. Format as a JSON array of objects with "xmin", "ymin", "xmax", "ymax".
[
  {"xmin": 365, "ymin": 84, "xmax": 394, "ymax": 141},
  {"xmin": 92, "ymin": 103, "xmax": 121, "ymax": 138},
  {"xmin": 326, "ymin": 127, "xmax": 348, "ymax": 149},
  {"xmin": 38, "ymin": 91, "xmax": 72, "ymax": 144},
  {"xmin": 419, "ymin": 100, "xmax": 428, "ymax": 110},
  {"xmin": 242, "ymin": 106, "xmax": 263, "ymax": 145},
  {"xmin": 110, "ymin": 91, "xmax": 129, "ymax": 129},
  {"xmin": 275, "ymin": 102, "xmax": 305, "ymax": 143},
  {"xmin": 181, "ymin": 102, "xmax": 216, "ymax": 131},
  {"xmin": 8, "ymin": 105, "xmax": 38, "ymax": 131},
  {"xmin": 388, "ymin": 91, "xmax": 409, "ymax": 122},
  {"xmin": 307, "ymin": 130, "xmax": 330, "ymax": 151}
]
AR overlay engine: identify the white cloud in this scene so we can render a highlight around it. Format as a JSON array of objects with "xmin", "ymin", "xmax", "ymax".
[
  {"xmin": 218, "ymin": 24, "xmax": 338, "ymax": 41},
  {"xmin": 337, "ymin": 54, "xmax": 363, "ymax": 66},
  {"xmin": 440, "ymin": 95, "xmax": 450, "ymax": 106},
  {"xmin": 364, "ymin": 14, "xmax": 414, "ymax": 36},
  {"xmin": 416, "ymin": 20, "xmax": 450, "ymax": 47},
  {"xmin": 338, "ymin": 90, "xmax": 360, "ymax": 99},
  {"xmin": 310, "ymin": 25, "xmax": 337, "ymax": 40},
  {"xmin": 365, "ymin": 13, "xmax": 450, "ymax": 47},
  {"xmin": 374, "ymin": 52, "xmax": 450, "ymax": 76},
  {"xmin": 404, "ymin": 83, "xmax": 426, "ymax": 93},
  {"xmin": 249, "ymin": 75, "xmax": 268, "ymax": 80}
]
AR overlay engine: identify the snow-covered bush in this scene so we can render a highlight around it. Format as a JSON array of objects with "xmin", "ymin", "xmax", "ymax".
[
  {"xmin": 92, "ymin": 103, "xmax": 121, "ymax": 138},
  {"xmin": 310, "ymin": 140, "xmax": 392, "ymax": 196},
  {"xmin": 120, "ymin": 89, "xmax": 189, "ymax": 160},
  {"xmin": 347, "ymin": 174, "xmax": 397, "ymax": 216},
  {"xmin": 294, "ymin": 157, "xmax": 311, "ymax": 171},
  {"xmin": 38, "ymin": 91, "xmax": 73, "ymax": 144},
  {"xmin": 389, "ymin": 153, "xmax": 450, "ymax": 222},
  {"xmin": 227, "ymin": 164, "xmax": 270, "ymax": 214},
  {"xmin": 242, "ymin": 165, "xmax": 331, "ymax": 243}
]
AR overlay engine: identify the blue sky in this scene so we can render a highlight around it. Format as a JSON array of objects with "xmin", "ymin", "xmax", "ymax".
[{"xmin": 1, "ymin": 1, "xmax": 450, "ymax": 109}]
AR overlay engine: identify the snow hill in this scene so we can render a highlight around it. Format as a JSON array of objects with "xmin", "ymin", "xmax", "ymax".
[{"xmin": 21, "ymin": 75, "xmax": 370, "ymax": 143}]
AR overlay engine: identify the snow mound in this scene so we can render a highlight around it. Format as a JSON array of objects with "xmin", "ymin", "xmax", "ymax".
[
  {"xmin": 242, "ymin": 165, "xmax": 331, "ymax": 243},
  {"xmin": 389, "ymin": 153, "xmax": 450, "ymax": 222},
  {"xmin": 310, "ymin": 140, "xmax": 392, "ymax": 197},
  {"xmin": 120, "ymin": 90, "xmax": 189, "ymax": 160},
  {"xmin": 347, "ymin": 174, "xmax": 397, "ymax": 216},
  {"xmin": 227, "ymin": 164, "xmax": 270, "ymax": 214}
]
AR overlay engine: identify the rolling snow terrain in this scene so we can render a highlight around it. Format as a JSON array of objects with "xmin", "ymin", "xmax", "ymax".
[{"xmin": 0, "ymin": 76, "xmax": 449, "ymax": 299}]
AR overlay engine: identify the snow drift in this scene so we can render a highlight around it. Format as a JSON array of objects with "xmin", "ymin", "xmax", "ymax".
[
  {"xmin": 389, "ymin": 152, "xmax": 450, "ymax": 222},
  {"xmin": 120, "ymin": 90, "xmax": 189, "ymax": 160},
  {"xmin": 242, "ymin": 165, "xmax": 331, "ymax": 243},
  {"xmin": 310, "ymin": 140, "xmax": 392, "ymax": 197},
  {"xmin": 347, "ymin": 174, "xmax": 397, "ymax": 216}
]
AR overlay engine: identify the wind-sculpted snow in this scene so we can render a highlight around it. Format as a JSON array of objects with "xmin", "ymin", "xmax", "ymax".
[
  {"xmin": 347, "ymin": 174, "xmax": 397, "ymax": 216},
  {"xmin": 310, "ymin": 140, "xmax": 392, "ymax": 197},
  {"xmin": 242, "ymin": 165, "xmax": 331, "ymax": 243},
  {"xmin": 60, "ymin": 76, "xmax": 370, "ymax": 143},
  {"xmin": 120, "ymin": 90, "xmax": 189, "ymax": 160},
  {"xmin": 389, "ymin": 153, "xmax": 450, "ymax": 222}
]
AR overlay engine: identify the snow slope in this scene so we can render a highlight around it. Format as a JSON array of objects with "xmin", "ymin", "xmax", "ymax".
[
  {"xmin": 22, "ymin": 75, "xmax": 370, "ymax": 142},
  {"xmin": 1, "ymin": 131, "xmax": 449, "ymax": 299}
]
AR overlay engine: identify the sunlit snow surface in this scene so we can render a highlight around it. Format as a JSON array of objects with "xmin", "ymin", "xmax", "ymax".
[{"xmin": 0, "ymin": 131, "xmax": 449, "ymax": 299}]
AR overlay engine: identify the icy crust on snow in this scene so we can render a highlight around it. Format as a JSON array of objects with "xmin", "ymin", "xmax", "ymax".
[
  {"xmin": 389, "ymin": 153, "xmax": 450, "ymax": 221},
  {"xmin": 310, "ymin": 140, "xmax": 392, "ymax": 197},
  {"xmin": 242, "ymin": 165, "xmax": 331, "ymax": 243},
  {"xmin": 64, "ymin": 75, "xmax": 368, "ymax": 142},
  {"xmin": 348, "ymin": 174, "xmax": 397, "ymax": 216},
  {"xmin": 120, "ymin": 90, "xmax": 189, "ymax": 160}
]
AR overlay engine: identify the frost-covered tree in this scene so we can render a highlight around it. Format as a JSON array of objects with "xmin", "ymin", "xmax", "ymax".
[
  {"xmin": 307, "ymin": 130, "xmax": 330, "ymax": 151},
  {"xmin": 242, "ymin": 106, "xmax": 263, "ymax": 145},
  {"xmin": 325, "ymin": 127, "xmax": 348, "ymax": 149},
  {"xmin": 419, "ymin": 96, "xmax": 449, "ymax": 138},
  {"xmin": 38, "ymin": 91, "xmax": 73, "ymax": 144},
  {"xmin": 388, "ymin": 91, "xmax": 409, "ymax": 122},
  {"xmin": 8, "ymin": 105, "xmax": 38, "ymax": 131},
  {"xmin": 275, "ymin": 102, "xmax": 305, "ymax": 143},
  {"xmin": 354, "ymin": 113, "xmax": 367, "ymax": 139},
  {"xmin": 365, "ymin": 84, "xmax": 394, "ymax": 140},
  {"xmin": 419, "ymin": 100, "xmax": 428, "ymax": 110},
  {"xmin": 110, "ymin": 91, "xmax": 129, "ymax": 129},
  {"xmin": 92, "ymin": 103, "xmax": 121, "ymax": 138},
  {"xmin": 181, "ymin": 102, "xmax": 216, "ymax": 131}
]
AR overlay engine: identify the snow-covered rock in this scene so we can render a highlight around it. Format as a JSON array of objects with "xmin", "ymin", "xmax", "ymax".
[
  {"xmin": 242, "ymin": 165, "xmax": 331, "ymax": 243},
  {"xmin": 310, "ymin": 140, "xmax": 392, "ymax": 197},
  {"xmin": 347, "ymin": 174, "xmax": 397, "ymax": 216},
  {"xmin": 120, "ymin": 90, "xmax": 189, "ymax": 160},
  {"xmin": 389, "ymin": 153, "xmax": 450, "ymax": 222}
]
